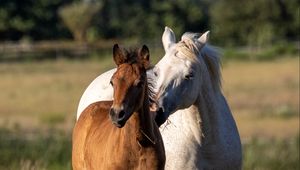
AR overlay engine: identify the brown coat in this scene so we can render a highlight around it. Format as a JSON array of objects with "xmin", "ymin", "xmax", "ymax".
[
  {"xmin": 72, "ymin": 44, "xmax": 165, "ymax": 170},
  {"xmin": 72, "ymin": 101, "xmax": 165, "ymax": 170}
]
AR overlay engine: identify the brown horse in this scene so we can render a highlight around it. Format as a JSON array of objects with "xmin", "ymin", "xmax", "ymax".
[{"xmin": 72, "ymin": 44, "xmax": 165, "ymax": 170}]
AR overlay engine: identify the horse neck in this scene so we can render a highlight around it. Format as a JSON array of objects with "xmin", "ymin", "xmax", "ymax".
[
  {"xmin": 127, "ymin": 82, "xmax": 156, "ymax": 145},
  {"xmin": 196, "ymin": 75, "xmax": 222, "ymax": 146}
]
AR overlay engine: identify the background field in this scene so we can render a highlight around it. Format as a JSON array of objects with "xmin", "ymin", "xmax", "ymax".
[
  {"xmin": 0, "ymin": 52, "xmax": 298, "ymax": 169},
  {"xmin": 0, "ymin": 0, "xmax": 299, "ymax": 169}
]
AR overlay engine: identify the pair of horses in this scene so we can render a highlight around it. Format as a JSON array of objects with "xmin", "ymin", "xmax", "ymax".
[{"xmin": 73, "ymin": 27, "xmax": 242, "ymax": 170}]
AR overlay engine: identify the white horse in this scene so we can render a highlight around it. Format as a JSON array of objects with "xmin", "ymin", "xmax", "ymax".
[
  {"xmin": 152, "ymin": 27, "xmax": 242, "ymax": 169},
  {"xmin": 76, "ymin": 27, "xmax": 242, "ymax": 169}
]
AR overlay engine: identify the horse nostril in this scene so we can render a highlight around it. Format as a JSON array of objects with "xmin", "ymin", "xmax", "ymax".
[
  {"xmin": 118, "ymin": 110, "xmax": 125, "ymax": 119},
  {"xmin": 109, "ymin": 108, "xmax": 116, "ymax": 119},
  {"xmin": 109, "ymin": 108, "xmax": 115, "ymax": 117}
]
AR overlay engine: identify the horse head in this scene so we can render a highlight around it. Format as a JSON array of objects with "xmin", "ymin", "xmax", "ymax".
[
  {"xmin": 109, "ymin": 44, "xmax": 150, "ymax": 128},
  {"xmin": 151, "ymin": 27, "xmax": 214, "ymax": 122}
]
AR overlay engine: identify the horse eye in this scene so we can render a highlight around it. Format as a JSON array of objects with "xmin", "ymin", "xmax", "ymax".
[
  {"xmin": 153, "ymin": 68, "xmax": 159, "ymax": 77},
  {"xmin": 185, "ymin": 73, "xmax": 194, "ymax": 80},
  {"xmin": 110, "ymin": 80, "xmax": 113, "ymax": 86}
]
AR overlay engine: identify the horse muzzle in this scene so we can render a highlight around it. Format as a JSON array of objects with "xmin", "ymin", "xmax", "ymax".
[{"xmin": 109, "ymin": 107, "xmax": 126, "ymax": 128}]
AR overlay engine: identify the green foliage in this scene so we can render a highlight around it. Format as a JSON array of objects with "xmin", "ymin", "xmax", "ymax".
[
  {"xmin": 255, "ymin": 43, "xmax": 299, "ymax": 61},
  {"xmin": 223, "ymin": 42, "xmax": 298, "ymax": 61},
  {"xmin": 223, "ymin": 49, "xmax": 251, "ymax": 61},
  {"xmin": 0, "ymin": 0, "xmax": 73, "ymax": 40},
  {"xmin": 210, "ymin": 0, "xmax": 299, "ymax": 47},
  {"xmin": 59, "ymin": 2, "xmax": 102, "ymax": 42},
  {"xmin": 0, "ymin": 0, "xmax": 298, "ymax": 47},
  {"xmin": 71, "ymin": 0, "xmax": 209, "ymax": 41}
]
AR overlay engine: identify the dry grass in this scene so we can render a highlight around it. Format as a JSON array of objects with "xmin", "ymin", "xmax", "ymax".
[
  {"xmin": 223, "ymin": 58, "xmax": 299, "ymax": 113},
  {"xmin": 0, "ymin": 56, "xmax": 298, "ymax": 170},
  {"xmin": 0, "ymin": 57, "xmax": 299, "ymax": 140},
  {"xmin": 0, "ymin": 59, "xmax": 114, "ymax": 131},
  {"xmin": 222, "ymin": 58, "xmax": 299, "ymax": 140}
]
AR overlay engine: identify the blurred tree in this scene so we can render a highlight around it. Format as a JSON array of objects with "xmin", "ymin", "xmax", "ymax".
[
  {"xmin": 92, "ymin": 0, "xmax": 157, "ymax": 40},
  {"xmin": 0, "ymin": 0, "xmax": 296, "ymax": 44},
  {"xmin": 29, "ymin": 0, "xmax": 73, "ymax": 40},
  {"xmin": 0, "ymin": 0, "xmax": 72, "ymax": 41},
  {"xmin": 92, "ymin": 0, "xmax": 209, "ymax": 42},
  {"xmin": 0, "ymin": 0, "xmax": 35, "ymax": 40},
  {"xmin": 59, "ymin": 1, "xmax": 102, "ymax": 42},
  {"xmin": 278, "ymin": 0, "xmax": 300, "ymax": 40},
  {"xmin": 210, "ymin": 0, "xmax": 299, "ymax": 46}
]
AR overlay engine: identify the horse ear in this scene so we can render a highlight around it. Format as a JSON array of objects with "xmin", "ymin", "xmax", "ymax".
[
  {"xmin": 162, "ymin": 26, "xmax": 176, "ymax": 51},
  {"xmin": 113, "ymin": 44, "xmax": 126, "ymax": 66},
  {"xmin": 198, "ymin": 31, "xmax": 210, "ymax": 44},
  {"xmin": 139, "ymin": 45, "xmax": 150, "ymax": 69}
]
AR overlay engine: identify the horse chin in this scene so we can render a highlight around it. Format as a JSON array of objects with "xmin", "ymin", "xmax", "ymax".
[
  {"xmin": 109, "ymin": 110, "xmax": 130, "ymax": 128},
  {"xmin": 111, "ymin": 116, "xmax": 127, "ymax": 128},
  {"xmin": 112, "ymin": 120, "xmax": 125, "ymax": 128}
]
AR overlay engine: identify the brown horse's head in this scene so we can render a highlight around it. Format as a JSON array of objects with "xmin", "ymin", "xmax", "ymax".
[{"xmin": 109, "ymin": 44, "xmax": 150, "ymax": 128}]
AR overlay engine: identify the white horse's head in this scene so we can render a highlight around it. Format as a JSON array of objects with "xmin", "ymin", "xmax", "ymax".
[{"xmin": 151, "ymin": 27, "xmax": 221, "ymax": 124}]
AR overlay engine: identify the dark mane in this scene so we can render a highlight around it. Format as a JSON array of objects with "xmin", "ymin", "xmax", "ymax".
[
  {"xmin": 146, "ymin": 68, "xmax": 156, "ymax": 105},
  {"xmin": 123, "ymin": 48, "xmax": 142, "ymax": 65}
]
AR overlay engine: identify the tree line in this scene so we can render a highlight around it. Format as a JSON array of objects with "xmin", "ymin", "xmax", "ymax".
[{"xmin": 0, "ymin": 0, "xmax": 298, "ymax": 46}]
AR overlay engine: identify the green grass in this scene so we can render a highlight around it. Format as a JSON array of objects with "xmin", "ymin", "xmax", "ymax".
[
  {"xmin": 0, "ymin": 127, "xmax": 298, "ymax": 170},
  {"xmin": 243, "ymin": 136, "xmax": 299, "ymax": 170},
  {"xmin": 39, "ymin": 112, "xmax": 66, "ymax": 125},
  {"xmin": 0, "ymin": 128, "xmax": 71, "ymax": 170},
  {"xmin": 223, "ymin": 42, "xmax": 298, "ymax": 61}
]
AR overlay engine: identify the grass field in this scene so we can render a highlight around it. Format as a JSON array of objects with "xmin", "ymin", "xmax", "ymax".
[{"xmin": 0, "ymin": 56, "xmax": 299, "ymax": 169}]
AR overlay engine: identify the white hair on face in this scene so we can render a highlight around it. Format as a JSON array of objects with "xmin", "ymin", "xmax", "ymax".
[{"xmin": 175, "ymin": 32, "xmax": 222, "ymax": 93}]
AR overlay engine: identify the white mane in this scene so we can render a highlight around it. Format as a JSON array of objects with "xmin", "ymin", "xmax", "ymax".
[
  {"xmin": 157, "ymin": 29, "xmax": 241, "ymax": 169},
  {"xmin": 172, "ymin": 33, "xmax": 223, "ymax": 145},
  {"xmin": 177, "ymin": 32, "xmax": 222, "ymax": 93}
]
